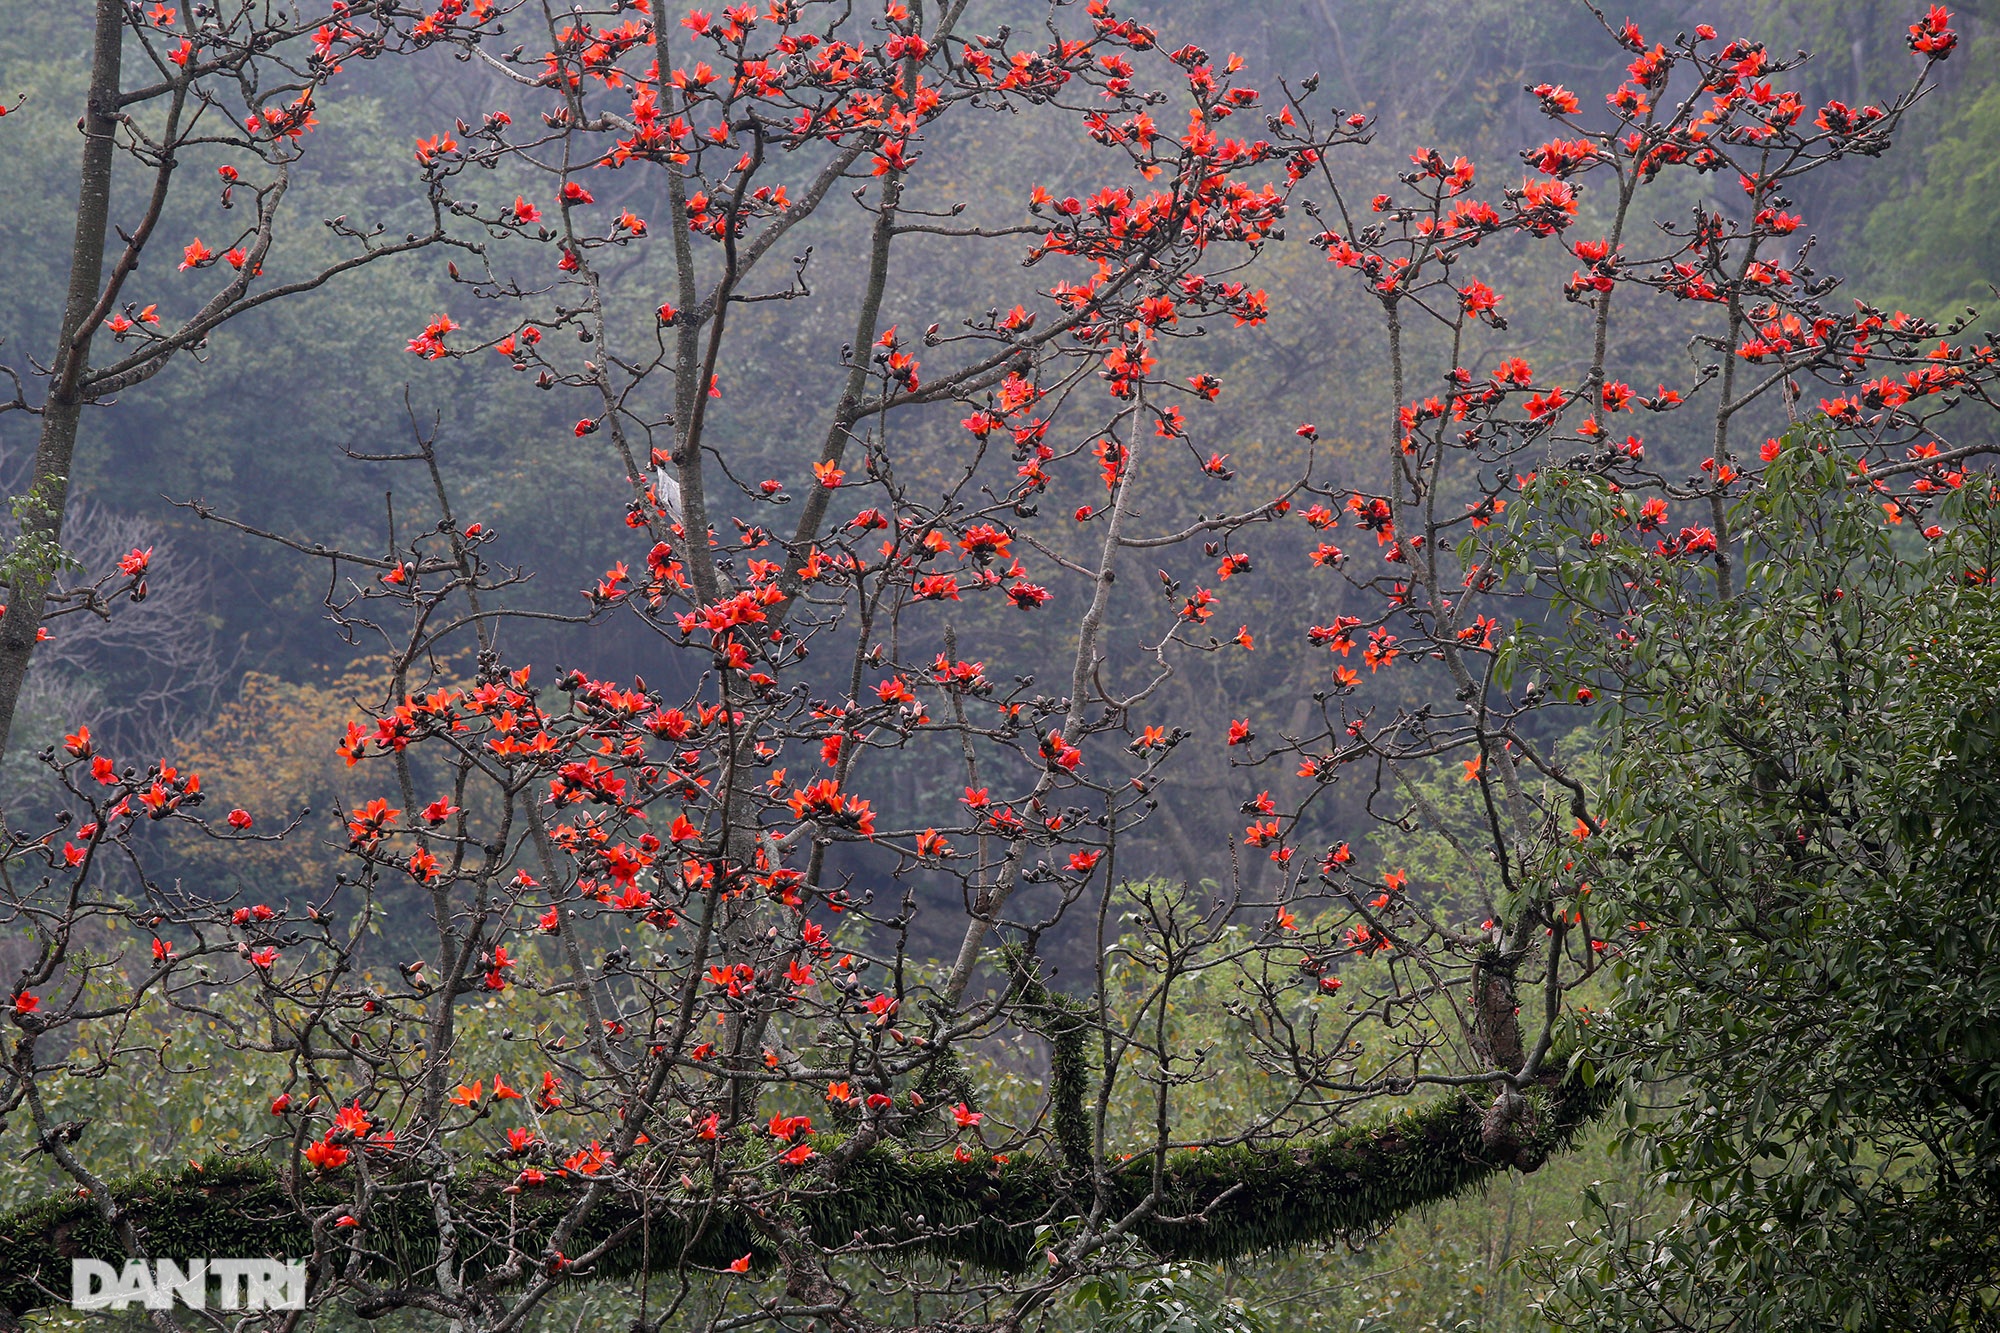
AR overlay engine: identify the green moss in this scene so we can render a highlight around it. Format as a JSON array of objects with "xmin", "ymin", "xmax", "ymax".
[{"xmin": 1008, "ymin": 952, "xmax": 1095, "ymax": 1177}]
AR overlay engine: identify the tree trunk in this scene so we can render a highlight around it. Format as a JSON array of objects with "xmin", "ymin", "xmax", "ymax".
[
  {"xmin": 0, "ymin": 0, "xmax": 124, "ymax": 767},
  {"xmin": 1469, "ymin": 948, "xmax": 1525, "ymax": 1073}
]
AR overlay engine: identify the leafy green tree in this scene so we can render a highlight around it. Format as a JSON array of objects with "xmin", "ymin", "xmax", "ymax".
[
  {"xmin": 1517, "ymin": 437, "xmax": 2000, "ymax": 1331},
  {"xmin": 1074, "ymin": 1263, "xmax": 1271, "ymax": 1333}
]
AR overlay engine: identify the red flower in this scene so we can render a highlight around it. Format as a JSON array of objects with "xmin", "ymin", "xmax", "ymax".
[
  {"xmin": 564, "ymin": 1141, "xmax": 610, "ymax": 1175},
  {"xmin": 332, "ymin": 1102, "xmax": 373, "ymax": 1139},
  {"xmin": 1908, "ymin": 5, "xmax": 1957, "ymax": 57},
  {"xmin": 1008, "ymin": 580, "xmax": 1051, "ymax": 609},
  {"xmin": 304, "ymin": 1136, "xmax": 350, "ymax": 1170},
  {"xmin": 1459, "ymin": 280, "xmax": 1502, "ymax": 319}
]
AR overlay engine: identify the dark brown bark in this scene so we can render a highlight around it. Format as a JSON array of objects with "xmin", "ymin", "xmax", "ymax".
[{"xmin": 1470, "ymin": 948, "xmax": 1525, "ymax": 1074}]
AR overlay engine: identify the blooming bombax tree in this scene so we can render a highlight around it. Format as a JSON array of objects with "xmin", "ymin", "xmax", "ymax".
[{"xmin": 2, "ymin": 3, "xmax": 1997, "ymax": 1332}]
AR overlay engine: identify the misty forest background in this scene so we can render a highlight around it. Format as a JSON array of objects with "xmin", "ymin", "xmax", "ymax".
[{"xmin": 1, "ymin": 1, "xmax": 1996, "ymax": 1328}]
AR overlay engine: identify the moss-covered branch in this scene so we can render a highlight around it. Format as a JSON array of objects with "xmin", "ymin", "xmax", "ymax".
[
  {"xmin": 1010, "ymin": 954, "xmax": 1095, "ymax": 1176},
  {"xmin": 0, "ymin": 1062, "xmax": 1611, "ymax": 1323}
]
